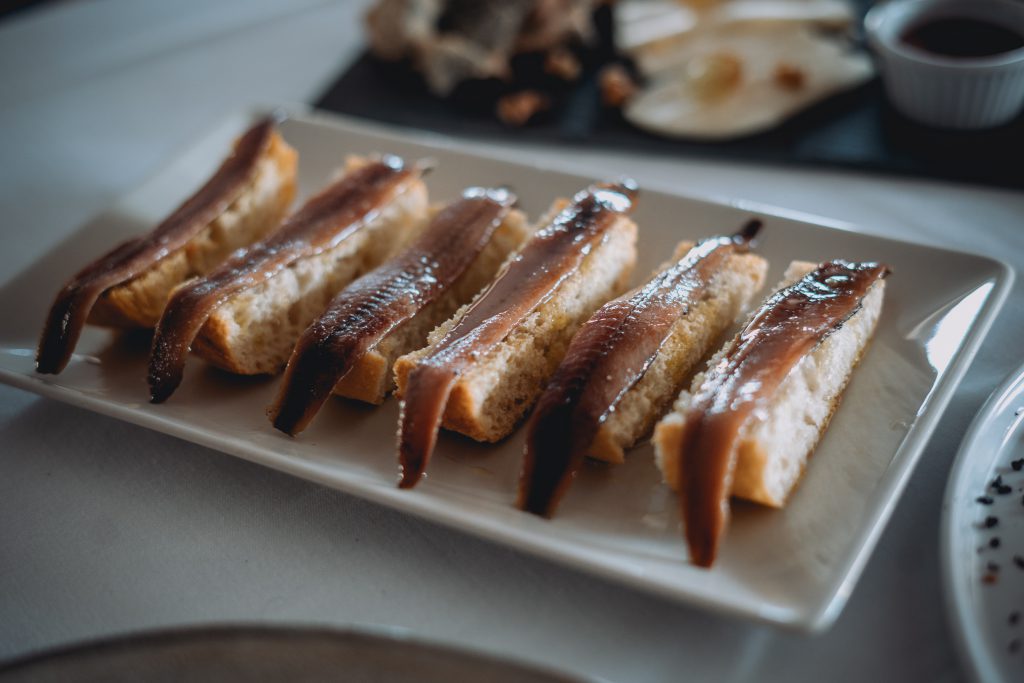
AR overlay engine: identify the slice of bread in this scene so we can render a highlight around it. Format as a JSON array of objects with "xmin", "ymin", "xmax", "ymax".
[
  {"xmin": 654, "ymin": 260, "xmax": 887, "ymax": 508},
  {"xmin": 394, "ymin": 198, "xmax": 639, "ymax": 443},
  {"xmin": 190, "ymin": 157, "xmax": 429, "ymax": 376},
  {"xmin": 90, "ymin": 131, "xmax": 297, "ymax": 328},
  {"xmin": 587, "ymin": 241, "xmax": 768, "ymax": 464},
  {"xmin": 333, "ymin": 206, "xmax": 532, "ymax": 405}
]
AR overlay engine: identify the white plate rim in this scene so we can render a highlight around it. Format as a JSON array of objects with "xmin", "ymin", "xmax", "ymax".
[
  {"xmin": 0, "ymin": 105, "xmax": 1016, "ymax": 632},
  {"xmin": 941, "ymin": 361, "xmax": 1024, "ymax": 683}
]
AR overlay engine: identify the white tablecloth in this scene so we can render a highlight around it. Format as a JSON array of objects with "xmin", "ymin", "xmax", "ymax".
[{"xmin": 2, "ymin": 1, "xmax": 1022, "ymax": 680}]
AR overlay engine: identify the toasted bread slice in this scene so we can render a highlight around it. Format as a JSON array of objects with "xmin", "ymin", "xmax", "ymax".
[
  {"xmin": 190, "ymin": 158, "xmax": 429, "ymax": 376},
  {"xmin": 147, "ymin": 156, "xmax": 429, "ymax": 404},
  {"xmin": 588, "ymin": 240, "xmax": 768, "ymax": 465},
  {"xmin": 332, "ymin": 204, "xmax": 532, "ymax": 405},
  {"xmin": 267, "ymin": 188, "xmax": 533, "ymax": 437},
  {"xmin": 394, "ymin": 192, "xmax": 638, "ymax": 444},
  {"xmin": 656, "ymin": 260, "xmax": 886, "ymax": 506},
  {"xmin": 37, "ymin": 119, "xmax": 296, "ymax": 375},
  {"xmin": 516, "ymin": 224, "xmax": 767, "ymax": 517},
  {"xmin": 653, "ymin": 259, "xmax": 888, "ymax": 567},
  {"xmin": 91, "ymin": 129, "xmax": 297, "ymax": 328}
]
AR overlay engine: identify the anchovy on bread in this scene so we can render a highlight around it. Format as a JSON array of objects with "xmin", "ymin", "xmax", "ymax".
[
  {"xmin": 37, "ymin": 118, "xmax": 297, "ymax": 374},
  {"xmin": 270, "ymin": 187, "xmax": 530, "ymax": 434},
  {"xmin": 393, "ymin": 181, "xmax": 640, "ymax": 489},
  {"xmin": 654, "ymin": 259, "xmax": 890, "ymax": 567},
  {"xmin": 518, "ymin": 222, "xmax": 768, "ymax": 517},
  {"xmin": 147, "ymin": 155, "xmax": 428, "ymax": 403}
]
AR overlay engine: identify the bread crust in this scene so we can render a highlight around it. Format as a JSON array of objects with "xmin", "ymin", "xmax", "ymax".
[{"xmin": 333, "ymin": 348, "xmax": 391, "ymax": 404}]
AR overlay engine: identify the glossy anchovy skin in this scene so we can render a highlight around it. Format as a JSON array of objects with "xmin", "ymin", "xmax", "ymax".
[
  {"xmin": 397, "ymin": 180, "xmax": 639, "ymax": 490},
  {"xmin": 36, "ymin": 118, "xmax": 274, "ymax": 375},
  {"xmin": 679, "ymin": 260, "xmax": 889, "ymax": 568},
  {"xmin": 147, "ymin": 157, "xmax": 416, "ymax": 404},
  {"xmin": 518, "ymin": 221, "xmax": 761, "ymax": 517},
  {"xmin": 270, "ymin": 187, "xmax": 516, "ymax": 436}
]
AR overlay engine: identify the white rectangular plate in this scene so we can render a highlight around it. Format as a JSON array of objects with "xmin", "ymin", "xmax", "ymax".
[{"xmin": 0, "ymin": 108, "xmax": 1013, "ymax": 632}]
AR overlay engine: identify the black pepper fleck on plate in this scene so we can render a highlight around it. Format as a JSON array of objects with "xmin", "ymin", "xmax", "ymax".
[
  {"xmin": 985, "ymin": 515, "xmax": 999, "ymax": 528},
  {"xmin": 1014, "ymin": 555, "xmax": 1024, "ymax": 570},
  {"xmin": 997, "ymin": 484, "xmax": 1013, "ymax": 495},
  {"xmin": 1012, "ymin": 457, "xmax": 1024, "ymax": 471},
  {"xmin": 976, "ymin": 496, "xmax": 994, "ymax": 505},
  {"xmin": 990, "ymin": 537, "xmax": 1001, "ymax": 549},
  {"xmin": 991, "ymin": 475, "xmax": 1004, "ymax": 489},
  {"xmin": 988, "ymin": 561, "xmax": 1001, "ymax": 573}
]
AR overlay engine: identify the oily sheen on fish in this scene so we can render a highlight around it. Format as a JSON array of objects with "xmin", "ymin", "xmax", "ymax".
[
  {"xmin": 37, "ymin": 118, "xmax": 275, "ymax": 375},
  {"xmin": 678, "ymin": 260, "xmax": 889, "ymax": 568},
  {"xmin": 148, "ymin": 157, "xmax": 418, "ymax": 403},
  {"xmin": 270, "ymin": 187, "xmax": 516, "ymax": 435},
  {"xmin": 397, "ymin": 180, "xmax": 639, "ymax": 489},
  {"xmin": 519, "ymin": 221, "xmax": 761, "ymax": 517}
]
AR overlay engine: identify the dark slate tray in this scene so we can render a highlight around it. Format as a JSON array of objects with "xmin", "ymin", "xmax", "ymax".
[{"xmin": 315, "ymin": 5, "xmax": 1024, "ymax": 190}]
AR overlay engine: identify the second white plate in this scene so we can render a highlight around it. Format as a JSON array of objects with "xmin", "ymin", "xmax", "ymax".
[
  {"xmin": 943, "ymin": 363, "xmax": 1024, "ymax": 682},
  {"xmin": 0, "ymin": 108, "xmax": 1013, "ymax": 631}
]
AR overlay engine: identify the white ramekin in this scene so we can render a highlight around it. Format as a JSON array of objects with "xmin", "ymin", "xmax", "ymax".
[{"xmin": 865, "ymin": 0, "xmax": 1024, "ymax": 129}]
